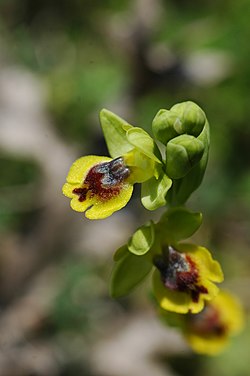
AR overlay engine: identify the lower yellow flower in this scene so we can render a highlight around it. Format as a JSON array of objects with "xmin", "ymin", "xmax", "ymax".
[
  {"xmin": 62, "ymin": 155, "xmax": 133, "ymax": 219},
  {"xmin": 184, "ymin": 290, "xmax": 244, "ymax": 355},
  {"xmin": 153, "ymin": 244, "xmax": 224, "ymax": 314}
]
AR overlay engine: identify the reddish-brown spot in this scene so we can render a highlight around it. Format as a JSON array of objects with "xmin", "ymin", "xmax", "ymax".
[
  {"xmin": 72, "ymin": 187, "xmax": 88, "ymax": 202},
  {"xmin": 188, "ymin": 305, "xmax": 227, "ymax": 337},
  {"xmin": 72, "ymin": 158, "xmax": 129, "ymax": 202},
  {"xmin": 176, "ymin": 255, "xmax": 208, "ymax": 303},
  {"xmin": 83, "ymin": 166, "xmax": 121, "ymax": 201},
  {"xmin": 154, "ymin": 247, "xmax": 208, "ymax": 302}
]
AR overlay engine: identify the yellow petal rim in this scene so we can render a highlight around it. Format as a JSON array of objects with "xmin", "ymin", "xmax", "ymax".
[{"xmin": 177, "ymin": 243, "xmax": 224, "ymax": 283}]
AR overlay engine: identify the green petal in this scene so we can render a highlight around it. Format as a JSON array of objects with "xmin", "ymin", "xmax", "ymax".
[
  {"xmin": 158, "ymin": 207, "xmax": 202, "ymax": 243},
  {"xmin": 141, "ymin": 172, "xmax": 172, "ymax": 210},
  {"xmin": 110, "ymin": 250, "xmax": 152, "ymax": 298},
  {"xmin": 126, "ymin": 127, "xmax": 162, "ymax": 163},
  {"xmin": 128, "ymin": 221, "xmax": 155, "ymax": 256},
  {"xmin": 99, "ymin": 109, "xmax": 133, "ymax": 158}
]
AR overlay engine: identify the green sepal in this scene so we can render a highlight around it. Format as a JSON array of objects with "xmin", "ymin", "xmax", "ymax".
[
  {"xmin": 110, "ymin": 250, "xmax": 152, "ymax": 298},
  {"xmin": 141, "ymin": 171, "xmax": 172, "ymax": 210},
  {"xmin": 165, "ymin": 134, "xmax": 205, "ymax": 179},
  {"xmin": 126, "ymin": 127, "xmax": 162, "ymax": 163},
  {"xmin": 100, "ymin": 109, "xmax": 162, "ymax": 166},
  {"xmin": 128, "ymin": 221, "xmax": 155, "ymax": 256},
  {"xmin": 99, "ymin": 109, "xmax": 133, "ymax": 158},
  {"xmin": 158, "ymin": 206, "xmax": 202, "ymax": 243}
]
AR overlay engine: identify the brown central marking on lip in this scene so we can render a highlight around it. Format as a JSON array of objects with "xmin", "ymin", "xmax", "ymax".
[
  {"xmin": 72, "ymin": 157, "xmax": 130, "ymax": 202},
  {"xmin": 177, "ymin": 255, "xmax": 208, "ymax": 303},
  {"xmin": 188, "ymin": 305, "xmax": 227, "ymax": 337},
  {"xmin": 72, "ymin": 187, "xmax": 88, "ymax": 202},
  {"xmin": 154, "ymin": 247, "xmax": 208, "ymax": 302}
]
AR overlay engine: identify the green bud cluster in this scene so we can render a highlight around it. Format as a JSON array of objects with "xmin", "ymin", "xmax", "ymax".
[{"xmin": 152, "ymin": 101, "xmax": 210, "ymax": 204}]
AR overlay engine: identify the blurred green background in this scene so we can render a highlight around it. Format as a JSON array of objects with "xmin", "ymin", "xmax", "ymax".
[{"xmin": 0, "ymin": 1, "xmax": 249, "ymax": 375}]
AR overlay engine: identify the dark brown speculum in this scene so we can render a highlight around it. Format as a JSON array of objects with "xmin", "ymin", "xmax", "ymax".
[
  {"xmin": 73, "ymin": 157, "xmax": 130, "ymax": 202},
  {"xmin": 154, "ymin": 246, "xmax": 208, "ymax": 302},
  {"xmin": 187, "ymin": 304, "xmax": 227, "ymax": 337}
]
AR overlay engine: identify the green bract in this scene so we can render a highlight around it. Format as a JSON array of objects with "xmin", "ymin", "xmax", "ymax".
[
  {"xmin": 157, "ymin": 207, "xmax": 202, "ymax": 243},
  {"xmin": 110, "ymin": 248, "xmax": 152, "ymax": 298},
  {"xmin": 113, "ymin": 245, "xmax": 128, "ymax": 262},
  {"xmin": 141, "ymin": 171, "xmax": 172, "ymax": 210},
  {"xmin": 128, "ymin": 221, "xmax": 155, "ymax": 256}
]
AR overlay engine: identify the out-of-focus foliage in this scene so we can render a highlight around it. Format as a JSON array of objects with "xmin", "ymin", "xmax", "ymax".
[
  {"xmin": 0, "ymin": 0, "xmax": 130, "ymax": 144},
  {"xmin": 0, "ymin": 155, "xmax": 41, "ymax": 231},
  {"xmin": 0, "ymin": 0, "xmax": 249, "ymax": 375}
]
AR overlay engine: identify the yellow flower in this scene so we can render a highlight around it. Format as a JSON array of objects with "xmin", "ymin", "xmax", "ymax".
[
  {"xmin": 153, "ymin": 244, "xmax": 224, "ymax": 314},
  {"xmin": 184, "ymin": 290, "xmax": 245, "ymax": 355},
  {"xmin": 62, "ymin": 155, "xmax": 133, "ymax": 219}
]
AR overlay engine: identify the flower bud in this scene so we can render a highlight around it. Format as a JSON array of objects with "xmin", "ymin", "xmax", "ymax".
[
  {"xmin": 170, "ymin": 101, "xmax": 206, "ymax": 137},
  {"xmin": 167, "ymin": 120, "xmax": 210, "ymax": 204},
  {"xmin": 166, "ymin": 134, "xmax": 205, "ymax": 179},
  {"xmin": 152, "ymin": 109, "xmax": 180, "ymax": 145},
  {"xmin": 152, "ymin": 101, "xmax": 206, "ymax": 146}
]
